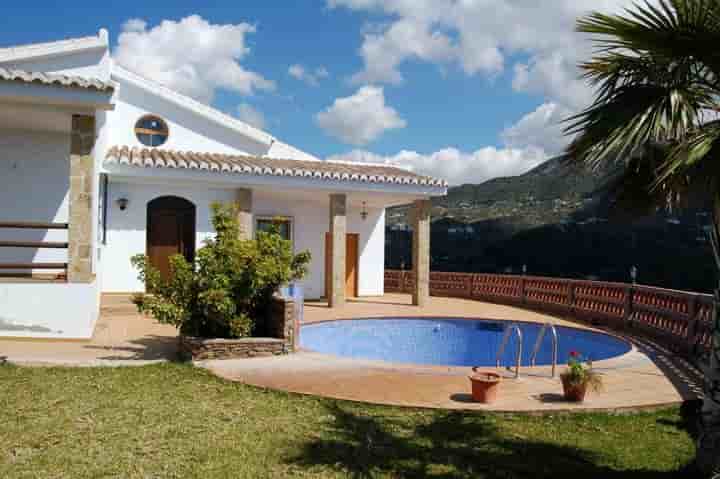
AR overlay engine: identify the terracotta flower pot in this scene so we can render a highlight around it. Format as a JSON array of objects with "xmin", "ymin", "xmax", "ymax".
[
  {"xmin": 561, "ymin": 375, "xmax": 589, "ymax": 402},
  {"xmin": 469, "ymin": 371, "xmax": 502, "ymax": 403}
]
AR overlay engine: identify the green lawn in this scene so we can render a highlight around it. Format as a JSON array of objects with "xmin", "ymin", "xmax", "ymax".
[{"xmin": 0, "ymin": 363, "xmax": 697, "ymax": 478}]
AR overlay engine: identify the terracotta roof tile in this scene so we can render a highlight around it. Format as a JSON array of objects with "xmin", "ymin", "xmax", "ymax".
[
  {"xmin": 105, "ymin": 146, "xmax": 448, "ymax": 188},
  {"xmin": 0, "ymin": 67, "xmax": 114, "ymax": 92}
]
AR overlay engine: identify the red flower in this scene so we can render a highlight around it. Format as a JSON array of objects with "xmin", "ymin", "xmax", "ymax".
[{"xmin": 570, "ymin": 351, "xmax": 579, "ymax": 358}]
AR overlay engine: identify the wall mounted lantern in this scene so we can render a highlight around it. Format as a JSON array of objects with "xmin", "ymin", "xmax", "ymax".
[
  {"xmin": 116, "ymin": 197, "xmax": 129, "ymax": 211},
  {"xmin": 360, "ymin": 201, "xmax": 368, "ymax": 221}
]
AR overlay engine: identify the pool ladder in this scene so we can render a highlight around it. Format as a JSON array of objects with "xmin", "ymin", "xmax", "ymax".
[
  {"xmin": 530, "ymin": 322, "xmax": 559, "ymax": 378},
  {"xmin": 496, "ymin": 322, "xmax": 558, "ymax": 379},
  {"xmin": 496, "ymin": 323, "xmax": 522, "ymax": 378}
]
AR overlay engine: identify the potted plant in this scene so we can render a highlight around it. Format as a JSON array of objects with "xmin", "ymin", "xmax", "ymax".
[
  {"xmin": 560, "ymin": 351, "xmax": 603, "ymax": 402},
  {"xmin": 469, "ymin": 368, "xmax": 502, "ymax": 403}
]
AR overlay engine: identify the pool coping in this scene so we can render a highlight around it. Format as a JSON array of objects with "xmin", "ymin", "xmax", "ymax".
[
  {"xmin": 204, "ymin": 295, "xmax": 703, "ymax": 414},
  {"xmin": 298, "ymin": 316, "xmax": 637, "ymax": 374}
]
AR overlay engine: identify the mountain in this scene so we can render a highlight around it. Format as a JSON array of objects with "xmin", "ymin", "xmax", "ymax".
[{"xmin": 386, "ymin": 157, "xmax": 716, "ymax": 293}]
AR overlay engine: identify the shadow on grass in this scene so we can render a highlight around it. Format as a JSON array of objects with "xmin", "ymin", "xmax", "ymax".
[{"xmin": 291, "ymin": 402, "xmax": 698, "ymax": 479}]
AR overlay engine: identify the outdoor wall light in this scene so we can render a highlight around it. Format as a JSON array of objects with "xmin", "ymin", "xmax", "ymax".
[
  {"xmin": 116, "ymin": 197, "xmax": 129, "ymax": 211},
  {"xmin": 360, "ymin": 201, "xmax": 368, "ymax": 221}
]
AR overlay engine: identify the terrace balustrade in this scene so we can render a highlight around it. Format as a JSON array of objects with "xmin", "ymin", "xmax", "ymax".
[{"xmin": 385, "ymin": 269, "xmax": 714, "ymax": 363}]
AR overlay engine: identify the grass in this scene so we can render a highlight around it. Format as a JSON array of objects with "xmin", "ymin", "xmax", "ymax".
[{"xmin": 0, "ymin": 363, "xmax": 697, "ymax": 478}]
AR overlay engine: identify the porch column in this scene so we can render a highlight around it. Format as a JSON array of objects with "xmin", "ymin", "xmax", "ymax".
[
  {"xmin": 67, "ymin": 114, "xmax": 95, "ymax": 283},
  {"xmin": 412, "ymin": 199, "xmax": 431, "ymax": 306},
  {"xmin": 328, "ymin": 193, "xmax": 347, "ymax": 308},
  {"xmin": 236, "ymin": 188, "xmax": 253, "ymax": 240}
]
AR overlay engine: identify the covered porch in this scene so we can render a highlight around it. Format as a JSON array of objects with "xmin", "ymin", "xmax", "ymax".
[
  {"xmin": 101, "ymin": 147, "xmax": 442, "ymax": 305},
  {"xmin": 0, "ymin": 68, "xmax": 115, "ymax": 338}
]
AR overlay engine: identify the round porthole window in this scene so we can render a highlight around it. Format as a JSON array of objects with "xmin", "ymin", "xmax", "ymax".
[{"xmin": 135, "ymin": 115, "xmax": 169, "ymax": 147}]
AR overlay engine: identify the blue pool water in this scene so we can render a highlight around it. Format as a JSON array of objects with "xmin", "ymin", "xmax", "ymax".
[{"xmin": 300, "ymin": 318, "xmax": 631, "ymax": 367}]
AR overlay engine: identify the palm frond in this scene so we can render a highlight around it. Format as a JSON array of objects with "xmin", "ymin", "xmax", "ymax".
[
  {"xmin": 654, "ymin": 119, "xmax": 720, "ymax": 187},
  {"xmin": 577, "ymin": 0, "xmax": 720, "ymax": 83},
  {"xmin": 565, "ymin": 0, "xmax": 720, "ymax": 210}
]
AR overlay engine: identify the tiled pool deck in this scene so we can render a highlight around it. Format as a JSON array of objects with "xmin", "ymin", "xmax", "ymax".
[
  {"xmin": 0, "ymin": 294, "xmax": 705, "ymax": 412},
  {"xmin": 207, "ymin": 294, "xmax": 705, "ymax": 412}
]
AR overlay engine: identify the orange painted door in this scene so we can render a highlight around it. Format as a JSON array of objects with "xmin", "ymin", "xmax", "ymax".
[
  {"xmin": 325, "ymin": 233, "xmax": 359, "ymax": 298},
  {"xmin": 345, "ymin": 233, "xmax": 359, "ymax": 297}
]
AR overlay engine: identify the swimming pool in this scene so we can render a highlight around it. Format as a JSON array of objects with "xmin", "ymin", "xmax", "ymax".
[{"xmin": 300, "ymin": 318, "xmax": 631, "ymax": 368}]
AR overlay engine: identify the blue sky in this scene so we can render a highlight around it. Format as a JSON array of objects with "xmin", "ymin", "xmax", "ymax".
[{"xmin": 1, "ymin": 1, "xmax": 629, "ymax": 185}]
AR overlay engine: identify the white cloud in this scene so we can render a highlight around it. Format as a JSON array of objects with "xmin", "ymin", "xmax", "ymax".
[
  {"xmin": 316, "ymin": 86, "xmax": 406, "ymax": 145},
  {"xmin": 350, "ymin": 17, "xmax": 458, "ymax": 85},
  {"xmin": 122, "ymin": 18, "xmax": 147, "ymax": 33},
  {"xmin": 288, "ymin": 64, "xmax": 329, "ymax": 86},
  {"xmin": 327, "ymin": 146, "xmax": 547, "ymax": 186},
  {"xmin": 329, "ymin": 0, "xmax": 632, "ymax": 89},
  {"xmin": 328, "ymin": 0, "xmax": 646, "ymax": 153},
  {"xmin": 236, "ymin": 103, "xmax": 266, "ymax": 130},
  {"xmin": 501, "ymin": 102, "xmax": 573, "ymax": 156},
  {"xmin": 115, "ymin": 15, "xmax": 275, "ymax": 104},
  {"xmin": 512, "ymin": 52, "xmax": 594, "ymax": 112}
]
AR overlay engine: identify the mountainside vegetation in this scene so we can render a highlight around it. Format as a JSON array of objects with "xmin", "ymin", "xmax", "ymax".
[{"xmin": 386, "ymin": 156, "xmax": 716, "ymax": 293}]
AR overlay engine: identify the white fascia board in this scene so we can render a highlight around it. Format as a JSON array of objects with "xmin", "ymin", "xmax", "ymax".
[
  {"xmin": 0, "ymin": 81, "xmax": 116, "ymax": 111},
  {"xmin": 111, "ymin": 65, "xmax": 275, "ymax": 148},
  {"xmin": 0, "ymin": 31, "xmax": 108, "ymax": 64},
  {"xmin": 102, "ymin": 163, "xmax": 447, "ymax": 199}
]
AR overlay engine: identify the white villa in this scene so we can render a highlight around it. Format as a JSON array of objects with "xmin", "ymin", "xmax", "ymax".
[{"xmin": 0, "ymin": 30, "xmax": 446, "ymax": 339}]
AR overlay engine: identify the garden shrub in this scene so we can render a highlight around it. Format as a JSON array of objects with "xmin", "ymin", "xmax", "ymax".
[{"xmin": 131, "ymin": 202, "xmax": 311, "ymax": 338}]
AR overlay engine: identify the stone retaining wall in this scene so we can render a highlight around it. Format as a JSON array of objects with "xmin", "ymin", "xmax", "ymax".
[
  {"xmin": 180, "ymin": 336, "xmax": 287, "ymax": 361},
  {"xmin": 180, "ymin": 295, "xmax": 297, "ymax": 361}
]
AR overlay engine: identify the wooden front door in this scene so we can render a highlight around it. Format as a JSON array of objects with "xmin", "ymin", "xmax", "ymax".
[
  {"xmin": 325, "ymin": 233, "xmax": 359, "ymax": 298},
  {"xmin": 147, "ymin": 197, "xmax": 196, "ymax": 282}
]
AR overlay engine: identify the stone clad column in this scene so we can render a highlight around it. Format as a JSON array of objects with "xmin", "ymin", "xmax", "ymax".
[
  {"xmin": 67, "ymin": 115, "xmax": 95, "ymax": 283},
  {"xmin": 412, "ymin": 199, "xmax": 431, "ymax": 306},
  {"xmin": 329, "ymin": 194, "xmax": 347, "ymax": 308},
  {"xmin": 236, "ymin": 188, "xmax": 253, "ymax": 240}
]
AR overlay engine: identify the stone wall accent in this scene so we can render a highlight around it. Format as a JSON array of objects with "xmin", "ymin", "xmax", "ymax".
[
  {"xmin": 180, "ymin": 336, "xmax": 287, "ymax": 361},
  {"xmin": 68, "ymin": 115, "xmax": 95, "ymax": 283},
  {"xmin": 180, "ymin": 295, "xmax": 298, "ymax": 361},
  {"xmin": 412, "ymin": 199, "xmax": 431, "ymax": 306},
  {"xmin": 328, "ymin": 193, "xmax": 347, "ymax": 308},
  {"xmin": 269, "ymin": 295, "xmax": 297, "ymax": 351},
  {"xmin": 236, "ymin": 188, "xmax": 253, "ymax": 240}
]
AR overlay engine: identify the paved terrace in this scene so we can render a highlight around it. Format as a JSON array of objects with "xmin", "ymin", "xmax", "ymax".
[{"xmin": 0, "ymin": 294, "xmax": 705, "ymax": 412}]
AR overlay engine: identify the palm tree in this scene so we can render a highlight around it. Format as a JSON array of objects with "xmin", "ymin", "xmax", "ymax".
[{"xmin": 565, "ymin": 1, "xmax": 720, "ymax": 475}]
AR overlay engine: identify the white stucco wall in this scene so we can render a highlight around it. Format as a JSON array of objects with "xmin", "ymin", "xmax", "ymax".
[
  {"xmin": 104, "ymin": 77, "xmax": 271, "ymax": 157},
  {"xmin": 0, "ymin": 129, "xmax": 70, "ymax": 270},
  {"xmin": 101, "ymin": 182, "xmax": 386, "ymax": 298},
  {"xmin": 101, "ymin": 181, "xmax": 236, "ymax": 292},
  {"xmin": 0, "ymin": 281, "xmax": 99, "ymax": 339}
]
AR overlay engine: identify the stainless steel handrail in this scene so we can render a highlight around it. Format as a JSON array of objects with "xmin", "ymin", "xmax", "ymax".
[
  {"xmin": 496, "ymin": 323, "xmax": 523, "ymax": 378},
  {"xmin": 530, "ymin": 322, "xmax": 559, "ymax": 377}
]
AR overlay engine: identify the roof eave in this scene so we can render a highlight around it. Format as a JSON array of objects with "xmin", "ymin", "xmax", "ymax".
[
  {"xmin": 0, "ymin": 80, "xmax": 116, "ymax": 111},
  {"xmin": 0, "ymin": 30, "xmax": 108, "ymax": 64},
  {"xmin": 102, "ymin": 162, "xmax": 446, "ymax": 197}
]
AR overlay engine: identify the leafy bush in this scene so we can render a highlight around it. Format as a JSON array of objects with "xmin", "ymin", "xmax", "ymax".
[{"xmin": 131, "ymin": 202, "xmax": 311, "ymax": 338}]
